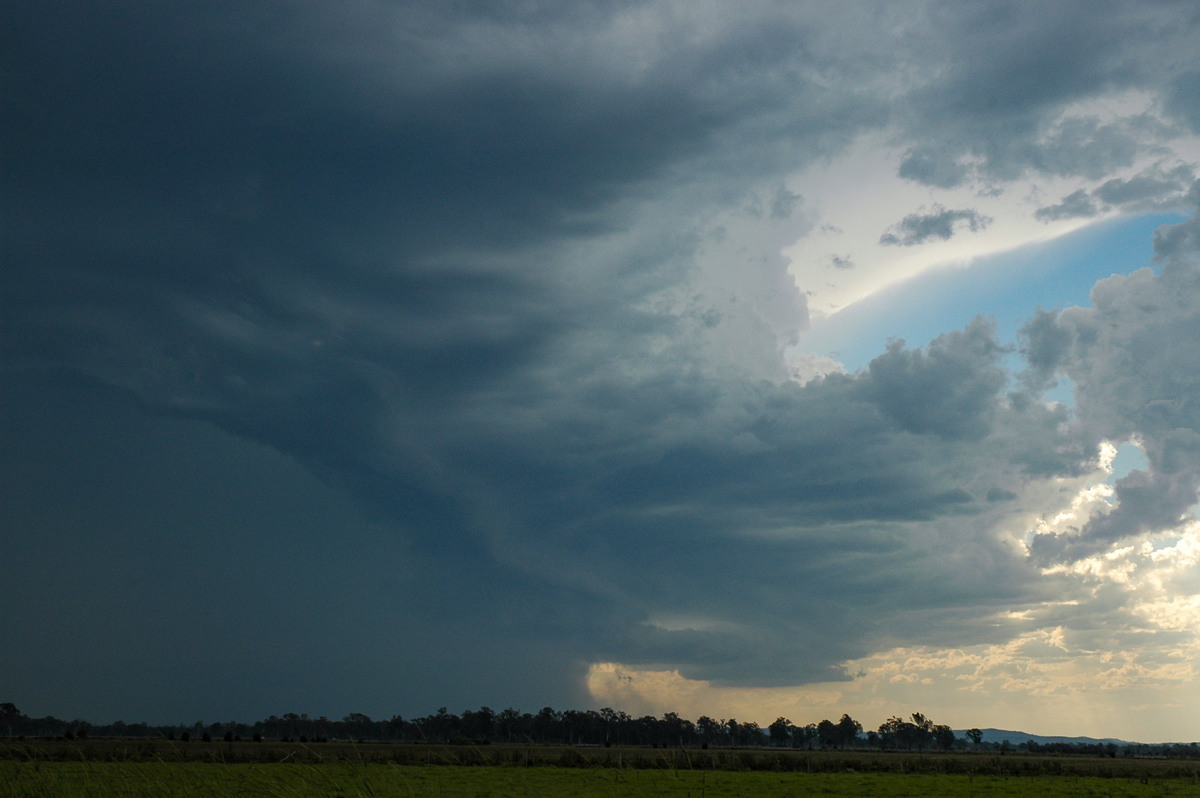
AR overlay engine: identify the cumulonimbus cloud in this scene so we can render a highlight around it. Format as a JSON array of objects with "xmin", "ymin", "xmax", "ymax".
[{"xmin": 3, "ymin": 0, "xmax": 1200, "ymax": 725}]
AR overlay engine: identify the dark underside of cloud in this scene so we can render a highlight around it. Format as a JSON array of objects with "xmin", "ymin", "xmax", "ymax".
[
  {"xmin": 4, "ymin": 0, "xmax": 1200, "ymax": 723},
  {"xmin": 879, "ymin": 206, "xmax": 992, "ymax": 246},
  {"xmin": 1035, "ymin": 165, "xmax": 1197, "ymax": 222}
]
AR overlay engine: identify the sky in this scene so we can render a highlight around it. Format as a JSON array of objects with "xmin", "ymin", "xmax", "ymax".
[{"xmin": 4, "ymin": 1, "xmax": 1200, "ymax": 743}]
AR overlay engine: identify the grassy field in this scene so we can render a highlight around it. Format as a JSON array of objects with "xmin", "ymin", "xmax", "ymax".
[
  {"xmin": 2, "ymin": 761, "xmax": 1199, "ymax": 798},
  {"xmin": 4, "ymin": 738, "xmax": 1199, "ymax": 778},
  {"xmin": 2, "ymin": 740, "xmax": 1199, "ymax": 797}
]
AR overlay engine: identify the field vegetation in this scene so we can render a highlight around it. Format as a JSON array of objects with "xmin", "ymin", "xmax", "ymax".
[
  {"xmin": 3, "ymin": 738, "xmax": 1200, "ymax": 797},
  {"xmin": 4, "ymin": 702, "xmax": 1198, "ymax": 796},
  {"xmin": 2, "ymin": 737, "xmax": 1200, "ymax": 778},
  {"xmin": 2, "ymin": 758, "xmax": 1199, "ymax": 798}
]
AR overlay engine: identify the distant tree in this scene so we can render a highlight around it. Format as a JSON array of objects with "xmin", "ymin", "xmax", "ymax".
[
  {"xmin": 0, "ymin": 703, "xmax": 22, "ymax": 737},
  {"xmin": 496, "ymin": 708, "xmax": 521, "ymax": 743},
  {"xmin": 933, "ymin": 724, "xmax": 956, "ymax": 751},
  {"xmin": 660, "ymin": 712, "xmax": 690, "ymax": 747},
  {"xmin": 697, "ymin": 715, "xmax": 721, "ymax": 747},
  {"xmin": 817, "ymin": 719, "xmax": 838, "ymax": 749},
  {"xmin": 461, "ymin": 707, "xmax": 495, "ymax": 741},
  {"xmin": 910, "ymin": 713, "xmax": 933, "ymax": 750},
  {"xmin": 532, "ymin": 707, "xmax": 560, "ymax": 743},
  {"xmin": 738, "ymin": 720, "xmax": 762, "ymax": 746},
  {"xmin": 879, "ymin": 716, "xmax": 916, "ymax": 749},
  {"xmin": 343, "ymin": 712, "xmax": 373, "ymax": 740},
  {"xmin": 798, "ymin": 723, "xmax": 818, "ymax": 749},
  {"xmin": 768, "ymin": 717, "xmax": 792, "ymax": 747},
  {"xmin": 967, "ymin": 728, "xmax": 983, "ymax": 747},
  {"xmin": 421, "ymin": 707, "xmax": 458, "ymax": 742},
  {"xmin": 836, "ymin": 714, "xmax": 862, "ymax": 748},
  {"xmin": 386, "ymin": 715, "xmax": 408, "ymax": 741}
]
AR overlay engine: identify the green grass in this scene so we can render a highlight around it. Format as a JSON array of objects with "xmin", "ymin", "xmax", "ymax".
[{"xmin": 1, "ymin": 762, "xmax": 1196, "ymax": 798}]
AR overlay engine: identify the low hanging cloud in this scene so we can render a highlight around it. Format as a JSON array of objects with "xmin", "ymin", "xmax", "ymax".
[{"xmin": 879, "ymin": 206, "xmax": 992, "ymax": 246}]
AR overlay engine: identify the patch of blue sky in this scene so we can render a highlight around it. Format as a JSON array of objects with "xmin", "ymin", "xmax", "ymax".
[
  {"xmin": 796, "ymin": 213, "xmax": 1184, "ymax": 375},
  {"xmin": 1110, "ymin": 441, "xmax": 1150, "ymax": 483}
]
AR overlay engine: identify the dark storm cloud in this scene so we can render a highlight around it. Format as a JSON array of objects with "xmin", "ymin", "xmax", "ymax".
[
  {"xmin": 867, "ymin": 318, "xmax": 1007, "ymax": 440},
  {"xmin": 0, "ymin": 0, "xmax": 905, "ymax": 717},
  {"xmin": 4, "ymin": 0, "xmax": 1200, "ymax": 721},
  {"xmin": 1034, "ymin": 189, "xmax": 1102, "ymax": 222},
  {"xmin": 892, "ymin": 1, "xmax": 1197, "ymax": 187},
  {"xmin": 1094, "ymin": 166, "xmax": 1195, "ymax": 207},
  {"xmin": 1153, "ymin": 181, "xmax": 1200, "ymax": 261},
  {"xmin": 879, "ymin": 206, "xmax": 992, "ymax": 246},
  {"xmin": 897, "ymin": 148, "xmax": 972, "ymax": 189},
  {"xmin": 1035, "ymin": 164, "xmax": 1196, "ymax": 222},
  {"xmin": 451, "ymin": 327, "xmax": 1086, "ymax": 685},
  {"xmin": 1166, "ymin": 69, "xmax": 1200, "ymax": 133}
]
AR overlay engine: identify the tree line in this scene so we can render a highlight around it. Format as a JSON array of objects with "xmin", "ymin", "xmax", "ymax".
[
  {"xmin": 0, "ymin": 702, "xmax": 940, "ymax": 748},
  {"xmin": 1, "ymin": 702, "xmax": 1195, "ymax": 759}
]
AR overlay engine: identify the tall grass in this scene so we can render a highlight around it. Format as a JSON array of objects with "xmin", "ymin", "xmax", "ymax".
[{"xmin": 1, "ymin": 761, "xmax": 1194, "ymax": 798}]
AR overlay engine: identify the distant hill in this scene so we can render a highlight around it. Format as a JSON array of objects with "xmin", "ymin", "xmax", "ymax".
[{"xmin": 956, "ymin": 728, "xmax": 1133, "ymax": 746}]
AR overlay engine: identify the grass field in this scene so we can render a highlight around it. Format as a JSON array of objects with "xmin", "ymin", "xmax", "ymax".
[
  {"xmin": 2, "ymin": 740, "xmax": 1198, "ymax": 797},
  {"xmin": 2, "ymin": 761, "xmax": 1198, "ymax": 798}
]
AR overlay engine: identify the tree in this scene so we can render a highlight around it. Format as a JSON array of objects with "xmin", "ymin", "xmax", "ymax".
[
  {"xmin": 768, "ymin": 717, "xmax": 792, "ymax": 747},
  {"xmin": 738, "ymin": 720, "xmax": 762, "ymax": 746},
  {"xmin": 836, "ymin": 714, "xmax": 862, "ymax": 748},
  {"xmin": 343, "ymin": 712, "xmax": 373, "ymax": 740},
  {"xmin": 697, "ymin": 715, "xmax": 721, "ymax": 747},
  {"xmin": 461, "ymin": 707, "xmax": 495, "ymax": 741},
  {"xmin": 497, "ymin": 707, "xmax": 522, "ymax": 743},
  {"xmin": 532, "ymin": 706, "xmax": 560, "ymax": 743},
  {"xmin": 879, "ymin": 716, "xmax": 917, "ymax": 750},
  {"xmin": 797, "ymin": 723, "xmax": 818, "ymax": 749},
  {"xmin": 0, "ymin": 703, "xmax": 22, "ymax": 738},
  {"xmin": 910, "ymin": 713, "xmax": 933, "ymax": 750},
  {"xmin": 660, "ymin": 712, "xmax": 692, "ymax": 747},
  {"xmin": 967, "ymin": 728, "xmax": 983, "ymax": 747},
  {"xmin": 816, "ymin": 719, "xmax": 838, "ymax": 749},
  {"xmin": 932, "ymin": 724, "xmax": 956, "ymax": 751}
]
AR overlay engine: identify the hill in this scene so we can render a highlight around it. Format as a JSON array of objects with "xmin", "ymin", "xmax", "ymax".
[{"xmin": 958, "ymin": 728, "xmax": 1133, "ymax": 746}]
